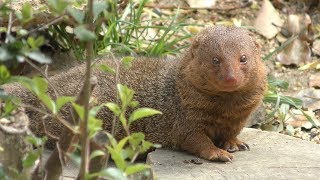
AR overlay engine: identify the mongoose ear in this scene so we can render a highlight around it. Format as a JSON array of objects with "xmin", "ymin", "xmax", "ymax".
[
  {"xmin": 190, "ymin": 36, "xmax": 200, "ymax": 58},
  {"xmin": 248, "ymin": 32, "xmax": 261, "ymax": 51},
  {"xmin": 191, "ymin": 36, "xmax": 200, "ymax": 49}
]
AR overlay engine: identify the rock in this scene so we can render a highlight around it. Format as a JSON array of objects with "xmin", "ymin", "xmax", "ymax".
[
  {"xmin": 246, "ymin": 104, "xmax": 266, "ymax": 127},
  {"xmin": 147, "ymin": 128, "xmax": 320, "ymax": 179}
]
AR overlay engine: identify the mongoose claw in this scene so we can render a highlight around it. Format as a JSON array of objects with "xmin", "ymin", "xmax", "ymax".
[
  {"xmin": 221, "ymin": 138, "xmax": 250, "ymax": 153},
  {"xmin": 200, "ymin": 148, "xmax": 234, "ymax": 162},
  {"xmin": 239, "ymin": 142, "xmax": 250, "ymax": 151}
]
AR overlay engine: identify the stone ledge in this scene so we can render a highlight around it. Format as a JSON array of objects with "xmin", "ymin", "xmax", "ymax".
[{"xmin": 147, "ymin": 128, "xmax": 320, "ymax": 180}]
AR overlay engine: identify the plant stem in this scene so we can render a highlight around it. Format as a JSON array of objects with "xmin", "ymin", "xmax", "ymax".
[{"xmin": 78, "ymin": 0, "xmax": 94, "ymax": 179}]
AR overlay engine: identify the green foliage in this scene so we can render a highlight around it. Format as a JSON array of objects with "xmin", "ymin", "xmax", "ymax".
[
  {"xmin": 20, "ymin": 136, "xmax": 47, "ymax": 178},
  {"xmin": 1, "ymin": 0, "xmax": 177, "ymax": 178},
  {"xmin": 15, "ymin": 3, "xmax": 33, "ymax": 24},
  {"xmin": 74, "ymin": 26, "xmax": 97, "ymax": 42},
  {"xmin": 0, "ymin": 164, "xmax": 7, "ymax": 180},
  {"xmin": 48, "ymin": 0, "xmax": 69, "ymax": 14},
  {"xmin": 99, "ymin": 84, "xmax": 161, "ymax": 178},
  {"xmin": 263, "ymin": 77, "xmax": 317, "ymax": 132}
]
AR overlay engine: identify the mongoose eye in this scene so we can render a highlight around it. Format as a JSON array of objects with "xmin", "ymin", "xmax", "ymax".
[
  {"xmin": 240, "ymin": 55, "xmax": 247, "ymax": 64},
  {"xmin": 212, "ymin": 57, "xmax": 220, "ymax": 65}
]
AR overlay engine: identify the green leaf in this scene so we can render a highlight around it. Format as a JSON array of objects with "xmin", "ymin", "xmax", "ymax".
[
  {"xmin": 3, "ymin": 99, "xmax": 16, "ymax": 116},
  {"xmin": 88, "ymin": 117, "xmax": 103, "ymax": 138},
  {"xmin": 89, "ymin": 105, "xmax": 104, "ymax": 117},
  {"xmin": 16, "ymin": 3, "xmax": 33, "ymax": 23},
  {"xmin": 26, "ymin": 135, "xmax": 47, "ymax": 147},
  {"xmin": 116, "ymin": 136, "xmax": 129, "ymax": 152},
  {"xmin": 121, "ymin": 56, "xmax": 134, "ymax": 69},
  {"xmin": 74, "ymin": 26, "xmax": 96, "ymax": 42},
  {"xmin": 117, "ymin": 84, "xmax": 134, "ymax": 107},
  {"xmin": 129, "ymin": 108, "xmax": 162, "ymax": 125},
  {"xmin": 106, "ymin": 132, "xmax": 117, "ymax": 148},
  {"xmin": 129, "ymin": 101, "xmax": 139, "ymax": 108},
  {"xmin": 268, "ymin": 77, "xmax": 289, "ymax": 90},
  {"xmin": 104, "ymin": 102, "xmax": 121, "ymax": 116},
  {"xmin": 0, "ymin": 47, "xmax": 13, "ymax": 62},
  {"xmin": 48, "ymin": 0, "xmax": 69, "ymax": 14},
  {"xmin": 93, "ymin": 1, "xmax": 108, "ymax": 21},
  {"xmin": 129, "ymin": 132, "xmax": 145, "ymax": 147},
  {"xmin": 14, "ymin": 76, "xmax": 36, "ymax": 94},
  {"xmin": 33, "ymin": 77, "xmax": 48, "ymax": 93},
  {"xmin": 39, "ymin": 93, "xmax": 56, "ymax": 113},
  {"xmin": 263, "ymin": 93, "xmax": 303, "ymax": 107},
  {"xmin": 27, "ymin": 36, "xmax": 45, "ymax": 50},
  {"xmin": 0, "ymin": 65, "xmax": 10, "ymax": 84},
  {"xmin": 98, "ymin": 64, "xmax": 115, "ymax": 74},
  {"xmin": 26, "ymin": 51, "xmax": 52, "ymax": 64},
  {"xmin": 90, "ymin": 150, "xmax": 105, "ymax": 160},
  {"xmin": 141, "ymin": 140, "xmax": 154, "ymax": 152},
  {"xmin": 23, "ymin": 152, "xmax": 39, "ymax": 169},
  {"xmin": 67, "ymin": 7, "xmax": 85, "ymax": 24},
  {"xmin": 56, "ymin": 96, "xmax": 75, "ymax": 111},
  {"xmin": 72, "ymin": 103, "xmax": 84, "ymax": 120},
  {"xmin": 107, "ymin": 147, "xmax": 127, "ymax": 171},
  {"xmin": 125, "ymin": 163, "xmax": 150, "ymax": 175},
  {"xmin": 98, "ymin": 167, "xmax": 126, "ymax": 180}
]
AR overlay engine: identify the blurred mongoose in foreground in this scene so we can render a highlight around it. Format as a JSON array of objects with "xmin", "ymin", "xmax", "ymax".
[{"xmin": 4, "ymin": 26, "xmax": 267, "ymax": 162}]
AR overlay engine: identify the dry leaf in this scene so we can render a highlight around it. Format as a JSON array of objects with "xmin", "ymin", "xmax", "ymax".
[
  {"xmin": 276, "ymin": 14, "xmax": 313, "ymax": 66},
  {"xmin": 187, "ymin": 0, "xmax": 216, "ymax": 8},
  {"xmin": 299, "ymin": 61, "xmax": 320, "ymax": 70},
  {"xmin": 309, "ymin": 73, "xmax": 320, "ymax": 88},
  {"xmin": 276, "ymin": 38, "xmax": 311, "ymax": 66},
  {"xmin": 295, "ymin": 88, "xmax": 320, "ymax": 111},
  {"xmin": 253, "ymin": 0, "xmax": 284, "ymax": 39},
  {"xmin": 286, "ymin": 109, "xmax": 320, "ymax": 129},
  {"xmin": 313, "ymin": 39, "xmax": 320, "ymax": 56}
]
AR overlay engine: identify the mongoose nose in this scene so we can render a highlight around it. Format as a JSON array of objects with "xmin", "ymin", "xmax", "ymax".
[{"xmin": 224, "ymin": 75, "xmax": 237, "ymax": 84}]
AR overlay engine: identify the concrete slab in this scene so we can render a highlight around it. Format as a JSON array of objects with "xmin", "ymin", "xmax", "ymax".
[{"xmin": 147, "ymin": 128, "xmax": 320, "ymax": 180}]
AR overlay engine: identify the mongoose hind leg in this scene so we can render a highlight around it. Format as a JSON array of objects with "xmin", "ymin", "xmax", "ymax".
[{"xmin": 220, "ymin": 138, "xmax": 250, "ymax": 153}]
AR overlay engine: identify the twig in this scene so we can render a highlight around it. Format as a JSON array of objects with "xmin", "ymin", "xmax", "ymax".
[
  {"xmin": 110, "ymin": 53, "xmax": 121, "ymax": 136},
  {"xmin": 19, "ymin": 103, "xmax": 76, "ymax": 134},
  {"xmin": 303, "ymin": 95, "xmax": 320, "ymax": 101},
  {"xmin": 5, "ymin": 12, "xmax": 13, "ymax": 43},
  {"xmin": 105, "ymin": 53, "xmax": 121, "ymax": 168},
  {"xmin": 78, "ymin": 0, "xmax": 94, "ymax": 178},
  {"xmin": 144, "ymin": 4, "xmax": 245, "ymax": 11},
  {"xmin": 24, "ymin": 58, "xmax": 59, "ymax": 98},
  {"xmin": 17, "ymin": 15, "xmax": 65, "ymax": 40}
]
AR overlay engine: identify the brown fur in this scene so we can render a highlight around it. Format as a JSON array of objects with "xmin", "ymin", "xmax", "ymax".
[{"xmin": 4, "ymin": 26, "xmax": 267, "ymax": 162}]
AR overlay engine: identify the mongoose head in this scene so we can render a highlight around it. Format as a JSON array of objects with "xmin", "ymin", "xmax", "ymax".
[{"xmin": 185, "ymin": 26, "xmax": 264, "ymax": 93}]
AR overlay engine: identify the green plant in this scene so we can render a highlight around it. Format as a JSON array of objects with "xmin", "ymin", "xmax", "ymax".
[
  {"xmin": 261, "ymin": 33, "xmax": 318, "ymax": 132},
  {"xmin": 1, "ymin": 0, "xmax": 169, "ymax": 179}
]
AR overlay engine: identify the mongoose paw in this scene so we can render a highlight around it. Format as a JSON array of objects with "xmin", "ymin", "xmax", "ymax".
[
  {"xmin": 199, "ymin": 148, "xmax": 234, "ymax": 162},
  {"xmin": 221, "ymin": 139, "xmax": 250, "ymax": 153}
]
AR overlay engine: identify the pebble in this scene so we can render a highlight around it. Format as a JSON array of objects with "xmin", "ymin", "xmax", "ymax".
[{"xmin": 290, "ymin": 127, "xmax": 320, "ymax": 144}]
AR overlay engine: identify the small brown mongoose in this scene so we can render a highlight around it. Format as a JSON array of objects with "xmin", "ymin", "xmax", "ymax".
[{"xmin": 4, "ymin": 26, "xmax": 267, "ymax": 162}]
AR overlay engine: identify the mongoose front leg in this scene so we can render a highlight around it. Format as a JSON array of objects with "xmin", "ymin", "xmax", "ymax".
[
  {"xmin": 180, "ymin": 131, "xmax": 234, "ymax": 162},
  {"xmin": 220, "ymin": 138, "xmax": 250, "ymax": 153}
]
